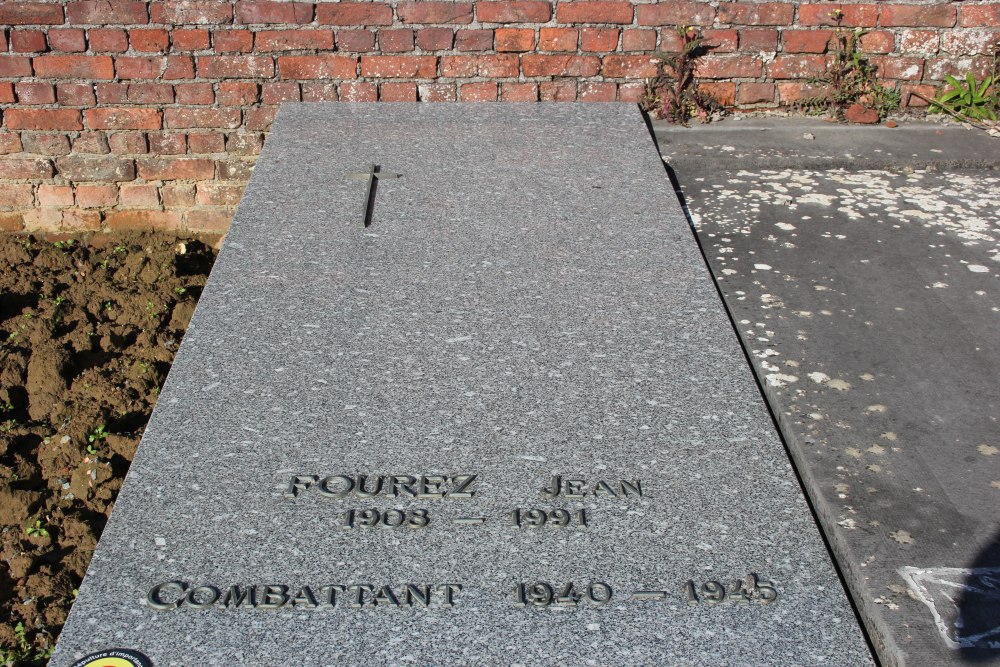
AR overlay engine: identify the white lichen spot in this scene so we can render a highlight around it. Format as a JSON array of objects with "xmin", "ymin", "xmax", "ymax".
[
  {"xmin": 860, "ymin": 373, "xmax": 876, "ymax": 381},
  {"xmin": 846, "ymin": 447, "xmax": 863, "ymax": 458},
  {"xmin": 890, "ymin": 530, "xmax": 914, "ymax": 545},
  {"xmin": 776, "ymin": 222, "xmax": 796, "ymax": 231},
  {"xmin": 866, "ymin": 404, "xmax": 888, "ymax": 413},
  {"xmin": 827, "ymin": 379, "xmax": 852, "ymax": 391},
  {"xmin": 867, "ymin": 444, "xmax": 886, "ymax": 455},
  {"xmin": 807, "ymin": 372, "xmax": 830, "ymax": 384},
  {"xmin": 838, "ymin": 518, "xmax": 858, "ymax": 529},
  {"xmin": 967, "ymin": 264, "xmax": 990, "ymax": 273},
  {"xmin": 765, "ymin": 373, "xmax": 798, "ymax": 387},
  {"xmin": 753, "ymin": 263, "xmax": 773, "ymax": 270},
  {"xmin": 978, "ymin": 444, "xmax": 999, "ymax": 456},
  {"xmin": 881, "ymin": 432, "xmax": 897, "ymax": 441}
]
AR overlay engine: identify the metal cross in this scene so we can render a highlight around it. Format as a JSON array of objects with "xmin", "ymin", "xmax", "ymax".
[{"xmin": 345, "ymin": 163, "xmax": 402, "ymax": 227}]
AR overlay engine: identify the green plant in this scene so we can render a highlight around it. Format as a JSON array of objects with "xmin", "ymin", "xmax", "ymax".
[
  {"xmin": 642, "ymin": 26, "xmax": 723, "ymax": 124},
  {"xmin": 88, "ymin": 424, "xmax": 109, "ymax": 443},
  {"xmin": 174, "ymin": 286, "xmax": 187, "ymax": 295},
  {"xmin": 931, "ymin": 73, "xmax": 996, "ymax": 121},
  {"xmin": 25, "ymin": 520, "xmax": 49, "ymax": 538},
  {"xmin": 0, "ymin": 401, "xmax": 13, "ymax": 413},
  {"xmin": 53, "ymin": 239, "xmax": 76, "ymax": 250},
  {"xmin": 0, "ymin": 622, "xmax": 54, "ymax": 665}
]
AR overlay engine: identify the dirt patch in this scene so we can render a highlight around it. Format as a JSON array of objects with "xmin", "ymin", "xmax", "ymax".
[{"xmin": 0, "ymin": 232, "xmax": 217, "ymax": 664}]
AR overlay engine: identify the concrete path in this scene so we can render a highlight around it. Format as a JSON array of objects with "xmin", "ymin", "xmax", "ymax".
[{"xmin": 656, "ymin": 118, "xmax": 1000, "ymax": 667}]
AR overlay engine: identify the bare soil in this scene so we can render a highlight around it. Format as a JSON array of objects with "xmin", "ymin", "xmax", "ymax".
[{"xmin": 0, "ymin": 232, "xmax": 217, "ymax": 665}]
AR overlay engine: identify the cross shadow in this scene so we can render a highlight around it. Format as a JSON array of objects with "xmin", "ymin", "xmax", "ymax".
[{"xmin": 364, "ymin": 171, "xmax": 379, "ymax": 228}]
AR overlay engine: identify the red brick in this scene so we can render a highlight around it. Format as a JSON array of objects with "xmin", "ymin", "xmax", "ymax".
[
  {"xmin": 379, "ymin": 29, "xmax": 415, "ymax": 53},
  {"xmin": 316, "ymin": 3, "xmax": 393, "ymax": 26},
  {"xmin": 695, "ymin": 54, "xmax": 763, "ymax": 78},
  {"xmin": 21, "ymin": 133, "xmax": 71, "ymax": 155},
  {"xmin": 236, "ymin": 1, "xmax": 313, "ymax": 24},
  {"xmin": 67, "ymin": 1, "xmax": 147, "ymax": 24},
  {"xmin": 798, "ymin": 4, "xmax": 878, "ymax": 27},
  {"xmin": 881, "ymin": 4, "xmax": 956, "ymax": 28},
  {"xmin": 0, "ymin": 56, "xmax": 32, "ymax": 77},
  {"xmin": 119, "ymin": 183, "xmax": 160, "ymax": 207},
  {"xmin": 131, "ymin": 28, "xmax": 170, "ymax": 52},
  {"xmin": 361, "ymin": 55, "xmax": 437, "ymax": 78},
  {"xmin": 217, "ymin": 81, "xmax": 259, "ymax": 105},
  {"xmin": 161, "ymin": 183, "xmax": 196, "ymax": 206},
  {"xmin": 95, "ymin": 82, "xmax": 127, "ymax": 103},
  {"xmin": 72, "ymin": 132, "xmax": 110, "ymax": 154},
  {"xmin": 57, "ymin": 82, "xmax": 96, "ymax": 105},
  {"xmin": 941, "ymin": 30, "xmax": 1000, "ymax": 56},
  {"xmin": 0, "ymin": 83, "xmax": 13, "ymax": 104},
  {"xmin": 38, "ymin": 184, "xmax": 74, "ymax": 207},
  {"xmin": 195, "ymin": 182, "xmax": 244, "ymax": 206},
  {"xmin": 0, "ymin": 214, "xmax": 25, "ymax": 232},
  {"xmin": 172, "ymin": 28, "xmax": 211, "ymax": 50},
  {"xmin": 48, "ymin": 28, "xmax": 87, "ymax": 52},
  {"xmin": 636, "ymin": 2, "xmax": 713, "ymax": 26},
  {"xmin": 701, "ymin": 81, "xmax": 735, "ymax": 105},
  {"xmin": 961, "ymin": 5, "xmax": 1000, "ymax": 27},
  {"xmin": 198, "ymin": 55, "xmax": 274, "ymax": 78},
  {"xmin": 262, "ymin": 81, "xmax": 300, "ymax": 103},
  {"xmin": 116, "ymin": 55, "xmax": 195, "ymax": 79},
  {"xmin": 89, "ymin": 28, "xmax": 129, "ymax": 52},
  {"xmin": 901, "ymin": 83, "xmax": 937, "ymax": 107},
  {"xmin": 0, "ymin": 3, "xmax": 65, "ymax": 25},
  {"xmin": 622, "ymin": 28, "xmax": 655, "ymax": 51},
  {"xmin": 737, "ymin": 81, "xmax": 776, "ymax": 104},
  {"xmin": 900, "ymin": 29, "xmax": 939, "ymax": 54},
  {"xmin": 278, "ymin": 54, "xmax": 357, "ymax": 79},
  {"xmin": 256, "ymin": 29, "xmax": 335, "ymax": 51},
  {"xmin": 497, "ymin": 28, "xmax": 536, "ymax": 51},
  {"xmin": 213, "ymin": 30, "xmax": 254, "ymax": 52},
  {"xmin": 176, "ymin": 82, "xmax": 216, "ymax": 104},
  {"xmin": 539, "ymin": 27, "xmax": 577, "ymax": 51},
  {"xmin": 339, "ymin": 81, "xmax": 378, "ymax": 102},
  {"xmin": 148, "ymin": 132, "xmax": 187, "ymax": 154},
  {"xmin": 522, "ymin": 54, "xmax": 600, "ymax": 77},
  {"xmin": 151, "ymin": 1, "xmax": 233, "ymax": 24},
  {"xmin": 0, "ymin": 31, "xmax": 7, "ymax": 52},
  {"xmin": 184, "ymin": 209, "xmax": 232, "ymax": 233},
  {"xmin": 477, "ymin": 1, "xmax": 552, "ymax": 23},
  {"xmin": 107, "ymin": 132, "xmax": 147, "ymax": 154},
  {"xmin": 502, "ymin": 81, "xmax": 538, "ymax": 100},
  {"xmin": 540, "ymin": 79, "xmax": 576, "ymax": 100},
  {"xmin": 602, "ymin": 54, "xmax": 657, "ymax": 77},
  {"xmin": 419, "ymin": 83, "xmax": 457, "ymax": 101},
  {"xmin": 11, "ymin": 30, "xmax": 48, "ymax": 53},
  {"xmin": 718, "ymin": 3, "xmax": 792, "ymax": 26},
  {"xmin": 417, "ymin": 27, "xmax": 454, "ymax": 50},
  {"xmin": 33, "ymin": 54, "xmax": 114, "ymax": 79},
  {"xmin": 783, "ymin": 30, "xmax": 833, "ymax": 53},
  {"xmin": 138, "ymin": 157, "xmax": 215, "ymax": 180},
  {"xmin": 106, "ymin": 210, "xmax": 182, "ymax": 231},
  {"xmin": 397, "ymin": 2, "xmax": 474, "ymax": 24},
  {"xmin": 873, "ymin": 55, "xmax": 924, "ymax": 80},
  {"xmin": 579, "ymin": 81, "xmax": 615, "ymax": 101},
  {"xmin": 767, "ymin": 54, "xmax": 829, "ymax": 78},
  {"xmin": 925, "ymin": 55, "xmax": 991, "ymax": 81},
  {"xmin": 0, "ymin": 183, "xmax": 36, "ymax": 208},
  {"xmin": 0, "ymin": 134, "xmax": 23, "ymax": 154},
  {"xmin": 57, "ymin": 155, "xmax": 135, "ymax": 180},
  {"xmin": 581, "ymin": 27, "xmax": 619, "ymax": 52},
  {"xmin": 776, "ymin": 81, "xmax": 827, "ymax": 104},
  {"xmin": 165, "ymin": 108, "xmax": 242, "ymax": 129},
  {"xmin": 440, "ymin": 54, "xmax": 518, "ymax": 77},
  {"xmin": 456, "ymin": 29, "xmax": 494, "ymax": 50},
  {"xmin": 457, "ymin": 81, "xmax": 496, "ymax": 101},
  {"xmin": 6, "ymin": 109, "xmax": 82, "ymax": 131},
  {"xmin": 87, "ymin": 108, "xmax": 162, "ymax": 130},
  {"xmin": 860, "ymin": 30, "xmax": 895, "ymax": 54},
  {"xmin": 379, "ymin": 81, "xmax": 418, "ymax": 101},
  {"xmin": 75, "ymin": 184, "xmax": 118, "ymax": 208},
  {"xmin": 188, "ymin": 132, "xmax": 226, "ymax": 153},
  {"xmin": 703, "ymin": 29, "xmax": 737, "ymax": 52},
  {"xmin": 0, "ymin": 157, "xmax": 53, "ymax": 179},
  {"xmin": 127, "ymin": 81, "xmax": 174, "ymax": 103},
  {"xmin": 740, "ymin": 29, "xmax": 778, "ymax": 51},
  {"xmin": 338, "ymin": 29, "xmax": 376, "ymax": 51},
  {"xmin": 619, "ymin": 81, "xmax": 645, "ymax": 101},
  {"xmin": 558, "ymin": 1, "xmax": 633, "ymax": 24},
  {"xmin": 225, "ymin": 132, "xmax": 264, "ymax": 154},
  {"xmin": 15, "ymin": 82, "xmax": 55, "ymax": 104}
]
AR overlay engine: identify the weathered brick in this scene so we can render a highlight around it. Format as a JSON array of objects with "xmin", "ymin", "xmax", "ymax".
[
  {"xmin": 148, "ymin": 132, "xmax": 187, "ymax": 154},
  {"xmin": 12, "ymin": 30, "xmax": 48, "ymax": 53},
  {"xmin": 459, "ymin": 81, "xmax": 498, "ymax": 101},
  {"xmin": 87, "ymin": 108, "xmax": 163, "ymax": 130},
  {"xmin": 540, "ymin": 79, "xmax": 576, "ymax": 100},
  {"xmin": 95, "ymin": 82, "xmax": 128, "ymax": 103},
  {"xmin": 172, "ymin": 28, "xmax": 211, "ymax": 50},
  {"xmin": 0, "ymin": 213, "xmax": 25, "ymax": 232},
  {"xmin": 740, "ymin": 29, "xmax": 779, "ymax": 51},
  {"xmin": 256, "ymin": 29, "xmax": 335, "ymax": 51},
  {"xmin": 881, "ymin": 4, "xmax": 956, "ymax": 28},
  {"xmin": 718, "ymin": 3, "xmax": 792, "ymax": 26},
  {"xmin": 700, "ymin": 81, "xmax": 735, "ymax": 105},
  {"xmin": 397, "ymin": 2, "xmax": 474, "ymax": 24},
  {"xmin": 198, "ymin": 55, "xmax": 274, "ymax": 78},
  {"xmin": 48, "ymin": 29, "xmax": 87, "ymax": 52},
  {"xmin": 301, "ymin": 82, "xmax": 340, "ymax": 101},
  {"xmin": 195, "ymin": 182, "xmax": 245, "ymax": 206},
  {"xmin": 278, "ymin": 54, "xmax": 357, "ymax": 79},
  {"xmin": 138, "ymin": 157, "xmax": 215, "ymax": 180},
  {"xmin": 75, "ymin": 184, "xmax": 118, "ymax": 208},
  {"xmin": 34, "ymin": 55, "xmax": 115, "ymax": 79},
  {"xmin": 901, "ymin": 83, "xmax": 937, "ymax": 107},
  {"xmin": 213, "ymin": 29, "xmax": 254, "ymax": 52},
  {"xmin": 25, "ymin": 209, "xmax": 101, "ymax": 231},
  {"xmin": 622, "ymin": 28, "xmax": 655, "ymax": 51},
  {"xmin": 245, "ymin": 107, "xmax": 277, "ymax": 130},
  {"xmin": 925, "ymin": 56, "xmax": 991, "ymax": 81},
  {"xmin": 0, "ymin": 134, "xmax": 24, "ymax": 155},
  {"xmin": 89, "ymin": 28, "xmax": 130, "ymax": 52},
  {"xmin": 581, "ymin": 27, "xmax": 619, "ymax": 52},
  {"xmin": 72, "ymin": 132, "xmax": 110, "ymax": 154},
  {"xmin": 602, "ymin": 54, "xmax": 657, "ymax": 77},
  {"xmin": 126, "ymin": 81, "xmax": 175, "ymax": 103},
  {"xmin": 379, "ymin": 29, "xmax": 415, "ymax": 53},
  {"xmin": 0, "ymin": 3, "xmax": 65, "ymax": 25},
  {"xmin": 859, "ymin": 30, "xmax": 895, "ymax": 54},
  {"xmin": 161, "ymin": 183, "xmax": 196, "ymax": 206},
  {"xmin": 783, "ymin": 30, "xmax": 833, "ymax": 54},
  {"xmin": 106, "ymin": 210, "xmax": 183, "ymax": 231},
  {"xmin": 900, "ymin": 29, "xmax": 939, "ymax": 54},
  {"xmin": 637, "ymin": 2, "xmax": 714, "ymax": 26},
  {"xmin": 316, "ymin": 3, "xmax": 393, "ymax": 26},
  {"xmin": 0, "ymin": 83, "xmax": 13, "ymax": 104},
  {"xmin": 7, "ymin": 109, "xmax": 83, "ymax": 131},
  {"xmin": 456, "ymin": 29, "xmax": 494, "ymax": 51},
  {"xmin": 361, "ymin": 55, "xmax": 437, "ymax": 78},
  {"xmin": 477, "ymin": 1, "xmax": 552, "ymax": 23},
  {"xmin": 558, "ymin": 1, "xmax": 633, "ymax": 24},
  {"xmin": 262, "ymin": 81, "xmax": 300, "ymax": 103},
  {"xmin": 0, "ymin": 157, "xmax": 53, "ymax": 179},
  {"xmin": 579, "ymin": 81, "xmax": 616, "ymax": 101},
  {"xmin": 108, "ymin": 132, "xmax": 148, "ymax": 153},
  {"xmin": 960, "ymin": 4, "xmax": 1000, "ymax": 27},
  {"xmin": 131, "ymin": 28, "xmax": 170, "ymax": 52},
  {"xmin": 67, "ymin": 1, "xmax": 147, "ymax": 24},
  {"xmin": 0, "ymin": 184, "xmax": 36, "ymax": 208},
  {"xmin": 176, "ymin": 82, "xmax": 217, "ymax": 104},
  {"xmin": 187, "ymin": 132, "xmax": 226, "ymax": 153},
  {"xmin": 767, "ymin": 54, "xmax": 829, "ymax": 78},
  {"xmin": 38, "ymin": 184, "xmax": 75, "ymax": 207},
  {"xmin": 217, "ymin": 81, "xmax": 259, "ymax": 104},
  {"xmin": 417, "ymin": 27, "xmax": 454, "ymax": 50},
  {"xmin": 703, "ymin": 29, "xmax": 737, "ymax": 52},
  {"xmin": 16, "ymin": 82, "xmax": 55, "ymax": 105},
  {"xmin": 165, "ymin": 108, "xmax": 242, "ymax": 129},
  {"xmin": 151, "ymin": 1, "xmax": 233, "ymax": 24},
  {"xmin": 738, "ymin": 82, "xmax": 776, "ymax": 104},
  {"xmin": 21, "ymin": 134, "xmax": 72, "ymax": 155},
  {"xmin": 338, "ymin": 82, "xmax": 378, "ymax": 102},
  {"xmin": 216, "ymin": 158, "xmax": 255, "ymax": 179},
  {"xmin": 776, "ymin": 81, "xmax": 827, "ymax": 103},
  {"xmin": 695, "ymin": 54, "xmax": 764, "ymax": 78},
  {"xmin": 338, "ymin": 29, "xmax": 377, "ymax": 52},
  {"xmin": 798, "ymin": 4, "xmax": 878, "ymax": 27},
  {"xmin": 501, "ymin": 81, "xmax": 538, "ymax": 101},
  {"xmin": 539, "ymin": 27, "xmax": 577, "ymax": 51},
  {"xmin": 419, "ymin": 82, "xmax": 457, "ymax": 101},
  {"xmin": 226, "ymin": 133, "xmax": 265, "ymax": 155},
  {"xmin": 116, "ymin": 55, "xmax": 195, "ymax": 79},
  {"xmin": 184, "ymin": 209, "xmax": 232, "ymax": 233},
  {"xmin": 497, "ymin": 28, "xmax": 536, "ymax": 52},
  {"xmin": 379, "ymin": 81, "xmax": 418, "ymax": 101},
  {"xmin": 522, "ymin": 54, "xmax": 600, "ymax": 77},
  {"xmin": 236, "ymin": 1, "xmax": 313, "ymax": 24},
  {"xmin": 440, "ymin": 54, "xmax": 518, "ymax": 77},
  {"xmin": 119, "ymin": 183, "xmax": 161, "ymax": 207},
  {"xmin": 873, "ymin": 55, "xmax": 924, "ymax": 80},
  {"xmin": 56, "ymin": 155, "xmax": 134, "ymax": 181},
  {"xmin": 940, "ymin": 29, "xmax": 999, "ymax": 56}
]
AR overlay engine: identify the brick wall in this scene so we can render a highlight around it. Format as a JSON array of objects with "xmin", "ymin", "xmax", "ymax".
[{"xmin": 0, "ymin": 1, "xmax": 997, "ymax": 233}]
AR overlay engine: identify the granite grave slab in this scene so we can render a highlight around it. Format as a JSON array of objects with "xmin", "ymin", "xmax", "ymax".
[{"xmin": 51, "ymin": 104, "xmax": 872, "ymax": 666}]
